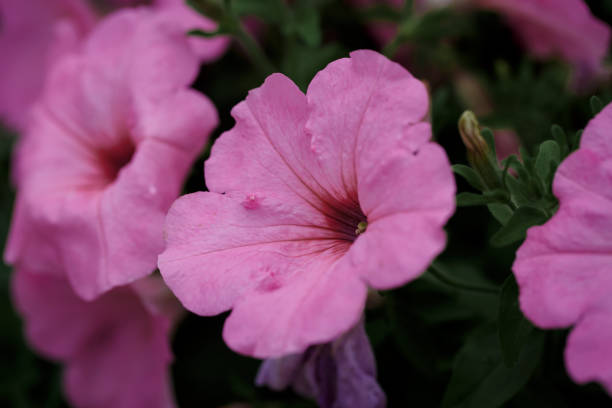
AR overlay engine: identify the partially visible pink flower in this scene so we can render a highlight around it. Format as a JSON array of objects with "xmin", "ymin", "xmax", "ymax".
[
  {"xmin": 494, "ymin": 129, "xmax": 520, "ymax": 162},
  {"xmin": 0, "ymin": 0, "xmax": 95, "ymax": 130},
  {"xmin": 13, "ymin": 268, "xmax": 181, "ymax": 408},
  {"xmin": 513, "ymin": 102, "xmax": 612, "ymax": 393},
  {"xmin": 158, "ymin": 50, "xmax": 456, "ymax": 358},
  {"xmin": 474, "ymin": 0, "xmax": 611, "ymax": 88},
  {"xmin": 256, "ymin": 319, "xmax": 386, "ymax": 408},
  {"xmin": 0, "ymin": 0, "xmax": 227, "ymax": 132},
  {"xmin": 5, "ymin": 8, "xmax": 219, "ymax": 300},
  {"xmin": 153, "ymin": 0, "xmax": 229, "ymax": 62}
]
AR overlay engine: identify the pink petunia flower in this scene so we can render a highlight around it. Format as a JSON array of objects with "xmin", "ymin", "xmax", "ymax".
[
  {"xmin": 513, "ymin": 101, "xmax": 612, "ymax": 393},
  {"xmin": 0, "ymin": 0, "xmax": 227, "ymax": 132},
  {"xmin": 256, "ymin": 319, "xmax": 386, "ymax": 408},
  {"xmin": 13, "ymin": 268, "xmax": 182, "ymax": 408},
  {"xmin": 4, "ymin": 8, "xmax": 219, "ymax": 300},
  {"xmin": 473, "ymin": 0, "xmax": 611, "ymax": 88},
  {"xmin": 158, "ymin": 50, "xmax": 456, "ymax": 358}
]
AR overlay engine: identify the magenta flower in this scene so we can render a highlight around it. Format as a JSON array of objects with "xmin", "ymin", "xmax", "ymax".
[
  {"xmin": 13, "ymin": 268, "xmax": 181, "ymax": 408},
  {"xmin": 513, "ymin": 102, "xmax": 612, "ymax": 392},
  {"xmin": 158, "ymin": 50, "xmax": 456, "ymax": 358},
  {"xmin": 256, "ymin": 319, "xmax": 386, "ymax": 408},
  {"xmin": 0, "ymin": 0, "xmax": 226, "ymax": 132},
  {"xmin": 5, "ymin": 8, "xmax": 219, "ymax": 300},
  {"xmin": 475, "ymin": 0, "xmax": 611, "ymax": 87}
]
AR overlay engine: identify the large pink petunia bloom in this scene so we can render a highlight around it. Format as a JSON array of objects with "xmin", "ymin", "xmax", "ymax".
[
  {"xmin": 474, "ymin": 0, "xmax": 611, "ymax": 87},
  {"xmin": 0, "ymin": 0, "xmax": 226, "ymax": 132},
  {"xmin": 256, "ymin": 319, "xmax": 386, "ymax": 408},
  {"xmin": 13, "ymin": 268, "xmax": 182, "ymax": 408},
  {"xmin": 158, "ymin": 50, "xmax": 456, "ymax": 358},
  {"xmin": 513, "ymin": 102, "xmax": 612, "ymax": 393},
  {"xmin": 4, "ymin": 8, "xmax": 219, "ymax": 300}
]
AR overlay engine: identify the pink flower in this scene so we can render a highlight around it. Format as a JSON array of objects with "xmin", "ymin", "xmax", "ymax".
[
  {"xmin": 256, "ymin": 319, "xmax": 386, "ymax": 408},
  {"xmin": 474, "ymin": 0, "xmax": 611, "ymax": 87},
  {"xmin": 494, "ymin": 129, "xmax": 520, "ymax": 162},
  {"xmin": 0, "ymin": 0, "xmax": 227, "ymax": 132},
  {"xmin": 513, "ymin": 102, "xmax": 612, "ymax": 392},
  {"xmin": 0, "ymin": 0, "xmax": 95, "ymax": 130},
  {"xmin": 4, "ymin": 8, "xmax": 219, "ymax": 300},
  {"xmin": 158, "ymin": 50, "xmax": 456, "ymax": 358},
  {"xmin": 13, "ymin": 268, "xmax": 181, "ymax": 408}
]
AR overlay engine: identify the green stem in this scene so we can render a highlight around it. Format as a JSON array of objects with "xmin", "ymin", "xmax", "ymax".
[
  {"xmin": 429, "ymin": 260, "xmax": 499, "ymax": 295},
  {"xmin": 233, "ymin": 20, "xmax": 275, "ymax": 76}
]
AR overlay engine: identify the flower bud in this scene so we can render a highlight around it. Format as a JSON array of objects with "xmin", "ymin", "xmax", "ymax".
[{"xmin": 458, "ymin": 111, "xmax": 501, "ymax": 189}]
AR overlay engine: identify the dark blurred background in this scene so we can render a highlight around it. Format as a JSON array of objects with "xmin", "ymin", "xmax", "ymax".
[{"xmin": 2, "ymin": 1, "xmax": 612, "ymax": 406}]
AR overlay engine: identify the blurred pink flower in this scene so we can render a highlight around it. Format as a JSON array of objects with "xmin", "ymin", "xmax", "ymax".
[
  {"xmin": 14, "ymin": 268, "xmax": 181, "ymax": 408},
  {"xmin": 0, "ymin": 0, "xmax": 95, "ymax": 130},
  {"xmin": 493, "ymin": 129, "xmax": 520, "ymax": 162},
  {"xmin": 256, "ymin": 319, "xmax": 386, "ymax": 408},
  {"xmin": 350, "ymin": 0, "xmax": 610, "ymax": 87},
  {"xmin": 475, "ymin": 0, "xmax": 611, "ymax": 88},
  {"xmin": 5, "ymin": 8, "xmax": 219, "ymax": 300},
  {"xmin": 513, "ymin": 102, "xmax": 612, "ymax": 393},
  {"xmin": 0, "ymin": 0, "xmax": 227, "ymax": 132},
  {"xmin": 158, "ymin": 50, "xmax": 455, "ymax": 358}
]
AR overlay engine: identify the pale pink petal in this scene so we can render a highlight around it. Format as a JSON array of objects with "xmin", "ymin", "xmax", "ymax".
[
  {"xmin": 13, "ymin": 269, "xmax": 176, "ymax": 408},
  {"xmin": 565, "ymin": 299, "xmax": 612, "ymax": 393},
  {"xmin": 579, "ymin": 101, "xmax": 612, "ymax": 157},
  {"xmin": 305, "ymin": 50, "xmax": 430, "ymax": 199},
  {"xmin": 154, "ymin": 0, "xmax": 230, "ymax": 63},
  {"xmin": 349, "ymin": 213, "xmax": 448, "ymax": 289},
  {"xmin": 206, "ymin": 73, "xmax": 337, "ymax": 207},
  {"xmin": 223, "ymin": 258, "xmax": 366, "ymax": 357},
  {"xmin": 160, "ymin": 191, "xmax": 355, "ymax": 307}
]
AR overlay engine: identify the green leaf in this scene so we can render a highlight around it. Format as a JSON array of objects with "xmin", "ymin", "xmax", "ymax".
[
  {"xmin": 490, "ymin": 206, "xmax": 548, "ymax": 247},
  {"xmin": 504, "ymin": 176, "xmax": 531, "ymax": 207},
  {"xmin": 498, "ymin": 275, "xmax": 534, "ymax": 367},
  {"xmin": 570, "ymin": 129, "xmax": 583, "ymax": 151},
  {"xmin": 441, "ymin": 324, "xmax": 544, "ymax": 408},
  {"xmin": 231, "ymin": 0, "xmax": 286, "ymax": 23},
  {"xmin": 550, "ymin": 124, "xmax": 568, "ymax": 156},
  {"xmin": 291, "ymin": 2, "xmax": 322, "ymax": 47},
  {"xmin": 534, "ymin": 140, "xmax": 560, "ymax": 183},
  {"xmin": 456, "ymin": 190, "xmax": 508, "ymax": 207},
  {"xmin": 501, "ymin": 155, "xmax": 529, "ymax": 183},
  {"xmin": 590, "ymin": 95, "xmax": 604, "ymax": 116},
  {"xmin": 487, "ymin": 203, "xmax": 513, "ymax": 225},
  {"xmin": 452, "ymin": 164, "xmax": 486, "ymax": 191}
]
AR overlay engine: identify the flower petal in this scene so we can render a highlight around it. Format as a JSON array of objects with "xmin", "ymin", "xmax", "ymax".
[
  {"xmin": 305, "ymin": 49, "xmax": 430, "ymax": 199},
  {"xmin": 565, "ymin": 299, "xmax": 612, "ymax": 394},
  {"xmin": 13, "ymin": 269, "xmax": 175, "ymax": 408},
  {"xmin": 159, "ymin": 191, "xmax": 351, "ymax": 317}
]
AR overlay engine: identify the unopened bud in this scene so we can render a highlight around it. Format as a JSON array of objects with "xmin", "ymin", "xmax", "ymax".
[
  {"xmin": 458, "ymin": 111, "xmax": 500, "ymax": 189},
  {"xmin": 459, "ymin": 111, "xmax": 488, "ymax": 159}
]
